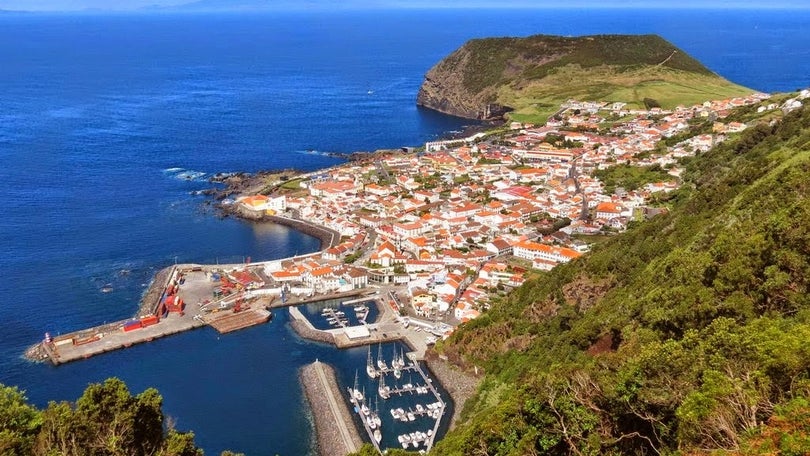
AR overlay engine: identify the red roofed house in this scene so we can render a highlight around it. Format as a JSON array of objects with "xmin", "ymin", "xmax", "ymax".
[
  {"xmin": 595, "ymin": 202, "xmax": 624, "ymax": 220},
  {"xmin": 513, "ymin": 240, "xmax": 582, "ymax": 267},
  {"xmin": 369, "ymin": 240, "xmax": 406, "ymax": 268}
]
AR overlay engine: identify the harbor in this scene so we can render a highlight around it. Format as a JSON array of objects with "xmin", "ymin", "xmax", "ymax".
[
  {"xmin": 288, "ymin": 297, "xmax": 457, "ymax": 454},
  {"xmin": 26, "ymin": 259, "xmax": 372, "ymax": 365},
  {"xmin": 359, "ymin": 348, "xmax": 446, "ymax": 452},
  {"xmin": 25, "ymin": 254, "xmax": 471, "ymax": 455}
]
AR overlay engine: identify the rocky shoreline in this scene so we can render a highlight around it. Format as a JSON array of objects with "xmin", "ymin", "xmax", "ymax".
[
  {"xmin": 138, "ymin": 265, "xmax": 174, "ymax": 315},
  {"xmin": 424, "ymin": 354, "xmax": 482, "ymax": 429},
  {"xmin": 218, "ymin": 202, "xmax": 341, "ymax": 250}
]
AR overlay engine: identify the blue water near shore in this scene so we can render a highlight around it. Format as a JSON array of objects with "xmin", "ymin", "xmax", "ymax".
[{"xmin": 0, "ymin": 7, "xmax": 809, "ymax": 455}]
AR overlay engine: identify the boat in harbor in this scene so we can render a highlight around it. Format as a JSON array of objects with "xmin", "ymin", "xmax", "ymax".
[
  {"xmin": 348, "ymin": 371, "xmax": 364, "ymax": 403},
  {"xmin": 376, "ymin": 343, "xmax": 387, "ymax": 370},
  {"xmin": 395, "ymin": 347, "xmax": 406, "ymax": 368},
  {"xmin": 366, "ymin": 346, "xmax": 377, "ymax": 379},
  {"xmin": 392, "ymin": 346, "xmax": 402, "ymax": 379},
  {"xmin": 398, "ymin": 433, "xmax": 411, "ymax": 448},
  {"xmin": 370, "ymin": 396, "xmax": 382, "ymax": 429},
  {"xmin": 378, "ymin": 374, "xmax": 390, "ymax": 399},
  {"xmin": 410, "ymin": 432, "xmax": 419, "ymax": 448}
]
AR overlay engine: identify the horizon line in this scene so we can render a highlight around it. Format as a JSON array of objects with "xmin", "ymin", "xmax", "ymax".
[{"xmin": 3, "ymin": 5, "xmax": 810, "ymax": 14}]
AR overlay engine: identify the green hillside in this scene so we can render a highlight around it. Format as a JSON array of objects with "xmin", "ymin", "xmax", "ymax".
[
  {"xmin": 417, "ymin": 34, "xmax": 752, "ymax": 123},
  {"xmin": 503, "ymin": 65, "xmax": 752, "ymax": 124},
  {"xmin": 422, "ymin": 105, "xmax": 810, "ymax": 455}
]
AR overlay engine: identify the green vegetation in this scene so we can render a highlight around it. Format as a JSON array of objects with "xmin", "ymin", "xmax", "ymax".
[
  {"xmin": 351, "ymin": 443, "xmax": 416, "ymax": 455},
  {"xmin": 0, "ymin": 378, "xmax": 207, "ymax": 456},
  {"xmin": 504, "ymin": 65, "xmax": 750, "ymax": 124},
  {"xmin": 279, "ymin": 178, "xmax": 304, "ymax": 191},
  {"xmin": 593, "ymin": 163, "xmax": 673, "ymax": 194},
  {"xmin": 430, "ymin": 34, "xmax": 751, "ymax": 123},
  {"xmin": 428, "ymin": 106, "xmax": 810, "ymax": 455},
  {"xmin": 344, "ymin": 251, "xmax": 362, "ymax": 264},
  {"xmin": 458, "ymin": 34, "xmax": 711, "ymax": 96}
]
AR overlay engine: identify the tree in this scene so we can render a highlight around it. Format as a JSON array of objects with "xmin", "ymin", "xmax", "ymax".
[
  {"xmin": 0, "ymin": 377, "xmax": 207, "ymax": 456},
  {"xmin": 0, "ymin": 385, "xmax": 41, "ymax": 455}
]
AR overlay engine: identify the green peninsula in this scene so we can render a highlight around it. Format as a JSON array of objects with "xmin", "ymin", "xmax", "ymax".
[{"xmin": 417, "ymin": 34, "xmax": 752, "ymax": 123}]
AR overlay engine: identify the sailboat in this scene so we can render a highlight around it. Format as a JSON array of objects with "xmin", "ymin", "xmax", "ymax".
[
  {"xmin": 373, "ymin": 396, "xmax": 382, "ymax": 428},
  {"xmin": 367, "ymin": 396, "xmax": 382, "ymax": 431},
  {"xmin": 348, "ymin": 370, "xmax": 363, "ymax": 403},
  {"xmin": 378, "ymin": 372, "xmax": 390, "ymax": 399},
  {"xmin": 366, "ymin": 346, "xmax": 377, "ymax": 379},
  {"xmin": 360, "ymin": 388, "xmax": 370, "ymax": 416},
  {"xmin": 376, "ymin": 343, "xmax": 387, "ymax": 371},
  {"xmin": 393, "ymin": 361, "xmax": 402, "ymax": 379}
]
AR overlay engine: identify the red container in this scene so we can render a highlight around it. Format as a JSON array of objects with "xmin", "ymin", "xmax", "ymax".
[
  {"xmin": 123, "ymin": 320, "xmax": 142, "ymax": 332},
  {"xmin": 140, "ymin": 315, "xmax": 159, "ymax": 327}
]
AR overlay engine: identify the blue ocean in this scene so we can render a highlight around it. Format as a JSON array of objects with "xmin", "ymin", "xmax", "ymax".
[{"xmin": 1, "ymin": 7, "xmax": 808, "ymax": 455}]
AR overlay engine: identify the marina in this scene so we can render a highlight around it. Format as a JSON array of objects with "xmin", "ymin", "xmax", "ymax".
[
  {"xmin": 27, "ymin": 255, "xmax": 455, "ymax": 454},
  {"xmin": 351, "ymin": 343, "xmax": 447, "ymax": 453}
]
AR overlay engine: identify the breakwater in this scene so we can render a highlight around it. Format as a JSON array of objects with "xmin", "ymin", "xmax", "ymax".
[
  {"xmin": 300, "ymin": 361, "xmax": 363, "ymax": 456},
  {"xmin": 289, "ymin": 307, "xmax": 336, "ymax": 345}
]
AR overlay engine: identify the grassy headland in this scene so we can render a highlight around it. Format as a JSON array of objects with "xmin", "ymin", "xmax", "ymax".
[{"xmin": 417, "ymin": 34, "xmax": 752, "ymax": 123}]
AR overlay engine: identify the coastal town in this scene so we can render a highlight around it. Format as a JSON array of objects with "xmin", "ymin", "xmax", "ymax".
[
  {"xmin": 26, "ymin": 89, "xmax": 806, "ymax": 455},
  {"xmin": 224, "ymin": 90, "xmax": 781, "ymax": 330}
]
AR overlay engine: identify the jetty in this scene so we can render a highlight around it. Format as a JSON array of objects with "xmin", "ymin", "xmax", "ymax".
[
  {"xmin": 28, "ymin": 259, "xmax": 371, "ymax": 365},
  {"xmin": 300, "ymin": 361, "xmax": 363, "ymax": 455}
]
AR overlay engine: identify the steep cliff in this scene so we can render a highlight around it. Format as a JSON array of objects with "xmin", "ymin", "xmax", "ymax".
[{"xmin": 417, "ymin": 34, "xmax": 751, "ymax": 121}]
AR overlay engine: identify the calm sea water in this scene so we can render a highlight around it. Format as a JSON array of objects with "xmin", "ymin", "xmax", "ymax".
[{"xmin": 0, "ymin": 8, "xmax": 808, "ymax": 455}]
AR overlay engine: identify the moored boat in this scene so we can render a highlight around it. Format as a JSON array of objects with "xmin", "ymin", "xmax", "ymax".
[
  {"xmin": 366, "ymin": 346, "xmax": 377, "ymax": 379},
  {"xmin": 376, "ymin": 343, "xmax": 387, "ymax": 370}
]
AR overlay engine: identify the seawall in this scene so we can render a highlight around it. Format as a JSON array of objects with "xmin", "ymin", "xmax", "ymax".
[
  {"xmin": 300, "ymin": 360, "xmax": 364, "ymax": 456},
  {"xmin": 221, "ymin": 203, "xmax": 340, "ymax": 249},
  {"xmin": 288, "ymin": 307, "xmax": 336, "ymax": 345}
]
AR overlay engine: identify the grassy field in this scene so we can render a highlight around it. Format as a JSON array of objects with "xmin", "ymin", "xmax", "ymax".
[{"xmin": 499, "ymin": 65, "xmax": 752, "ymax": 124}]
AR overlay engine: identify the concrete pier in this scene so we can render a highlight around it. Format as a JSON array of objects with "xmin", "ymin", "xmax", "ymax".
[
  {"xmin": 300, "ymin": 361, "xmax": 363, "ymax": 456},
  {"xmin": 29, "ymin": 263, "xmax": 374, "ymax": 365}
]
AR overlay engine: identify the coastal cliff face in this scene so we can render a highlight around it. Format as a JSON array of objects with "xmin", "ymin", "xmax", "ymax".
[
  {"xmin": 417, "ymin": 34, "xmax": 748, "ymax": 121},
  {"xmin": 416, "ymin": 36, "xmax": 569, "ymax": 119},
  {"xmin": 416, "ymin": 46, "xmax": 503, "ymax": 120}
]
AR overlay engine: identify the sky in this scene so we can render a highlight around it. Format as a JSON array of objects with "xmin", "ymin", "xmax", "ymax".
[{"xmin": 0, "ymin": 0, "xmax": 807, "ymax": 12}]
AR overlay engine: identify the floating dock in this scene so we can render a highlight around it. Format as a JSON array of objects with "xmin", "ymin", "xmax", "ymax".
[{"xmin": 352, "ymin": 350, "xmax": 446, "ymax": 454}]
